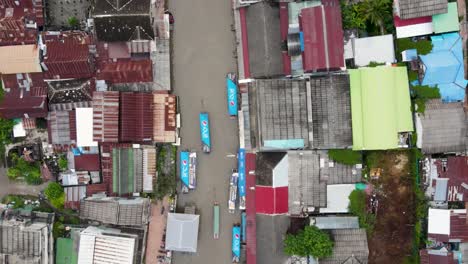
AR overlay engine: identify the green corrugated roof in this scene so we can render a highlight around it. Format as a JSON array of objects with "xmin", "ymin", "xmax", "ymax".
[
  {"xmin": 56, "ymin": 238, "xmax": 78, "ymax": 264},
  {"xmin": 113, "ymin": 148, "xmax": 135, "ymax": 195},
  {"xmin": 433, "ymin": 2, "xmax": 459, "ymax": 34},
  {"xmin": 350, "ymin": 66, "xmax": 413, "ymax": 150}
]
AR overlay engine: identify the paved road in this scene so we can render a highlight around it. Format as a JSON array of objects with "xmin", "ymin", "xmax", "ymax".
[{"xmin": 169, "ymin": 0, "xmax": 240, "ymax": 263}]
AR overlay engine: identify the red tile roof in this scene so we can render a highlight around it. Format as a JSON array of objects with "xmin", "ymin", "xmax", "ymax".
[
  {"xmin": 97, "ymin": 59, "xmax": 153, "ymax": 84},
  {"xmin": 74, "ymin": 154, "xmax": 100, "ymax": 171},
  {"xmin": 86, "ymin": 183, "xmax": 108, "ymax": 196},
  {"xmin": 300, "ymin": 0, "xmax": 344, "ymax": 72},
  {"xmin": 42, "ymin": 31, "xmax": 94, "ymax": 79},
  {"xmin": 0, "ymin": 73, "xmax": 47, "ymax": 118},
  {"xmin": 93, "ymin": 91, "xmax": 120, "ymax": 143},
  {"xmin": 436, "ymin": 156, "xmax": 468, "ymax": 201},
  {"xmin": 0, "ymin": 0, "xmax": 42, "ymax": 46},
  {"xmin": 255, "ymin": 186, "xmax": 288, "ymax": 215},
  {"xmin": 394, "ymin": 16, "xmax": 432, "ymax": 27},
  {"xmin": 120, "ymin": 92, "xmax": 153, "ymax": 142},
  {"xmin": 245, "ymin": 153, "xmax": 256, "ymax": 264}
]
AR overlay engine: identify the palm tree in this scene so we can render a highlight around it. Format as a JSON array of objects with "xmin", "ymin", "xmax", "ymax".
[{"xmin": 360, "ymin": 0, "xmax": 392, "ymax": 35}]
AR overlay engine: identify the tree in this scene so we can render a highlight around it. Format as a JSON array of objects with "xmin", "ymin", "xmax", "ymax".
[
  {"xmin": 58, "ymin": 155, "xmax": 68, "ymax": 171},
  {"xmin": 7, "ymin": 153, "xmax": 42, "ymax": 185},
  {"xmin": 341, "ymin": 1, "xmax": 366, "ymax": 30},
  {"xmin": 68, "ymin": 16, "xmax": 79, "ymax": 28},
  {"xmin": 360, "ymin": 0, "xmax": 392, "ymax": 35},
  {"xmin": 284, "ymin": 226, "xmax": 334, "ymax": 258},
  {"xmin": 44, "ymin": 182, "xmax": 65, "ymax": 209}
]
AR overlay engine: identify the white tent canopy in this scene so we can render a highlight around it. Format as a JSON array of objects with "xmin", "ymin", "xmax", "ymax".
[{"xmin": 166, "ymin": 213, "xmax": 199, "ymax": 253}]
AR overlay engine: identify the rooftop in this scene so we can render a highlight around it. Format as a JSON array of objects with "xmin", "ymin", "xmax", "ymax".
[
  {"xmin": 395, "ymin": 0, "xmax": 448, "ymax": 20},
  {"xmin": 0, "ymin": 45, "xmax": 41, "ymax": 74},
  {"xmin": 256, "ymin": 214, "xmax": 290, "ymax": 264},
  {"xmin": 351, "ymin": 34, "xmax": 396, "ymax": 67},
  {"xmin": 0, "ymin": 0, "xmax": 43, "ymax": 46},
  {"xmin": 92, "ymin": 91, "xmax": 120, "ymax": 143},
  {"xmin": 120, "ymin": 92, "xmax": 154, "ymax": 142},
  {"xmin": 112, "ymin": 147, "xmax": 144, "ymax": 195},
  {"xmin": 48, "ymin": 110, "xmax": 76, "ymax": 145},
  {"xmin": 416, "ymin": 99, "xmax": 467, "ymax": 154},
  {"xmin": 166, "ymin": 213, "xmax": 199, "ymax": 253},
  {"xmin": 428, "ymin": 209, "xmax": 468, "ymax": 243},
  {"xmin": 97, "ymin": 59, "xmax": 153, "ymax": 84},
  {"xmin": 350, "ymin": 66, "xmax": 413, "ymax": 150},
  {"xmin": 436, "ymin": 156, "xmax": 468, "ymax": 201},
  {"xmin": 47, "ymin": 79, "xmax": 94, "ymax": 105},
  {"xmin": 319, "ymin": 228, "xmax": 369, "ymax": 264},
  {"xmin": 74, "ymin": 154, "xmax": 100, "ymax": 171},
  {"xmin": 432, "ymin": 2, "xmax": 458, "ymax": 34}
]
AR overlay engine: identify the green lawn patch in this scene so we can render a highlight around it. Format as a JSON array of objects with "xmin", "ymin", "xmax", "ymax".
[{"xmin": 328, "ymin": 149, "xmax": 362, "ymax": 165}]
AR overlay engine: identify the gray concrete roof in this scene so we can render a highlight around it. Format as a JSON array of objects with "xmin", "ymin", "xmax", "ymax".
[
  {"xmin": 166, "ymin": 213, "xmax": 199, "ymax": 253},
  {"xmin": 397, "ymin": 0, "xmax": 448, "ymax": 20},
  {"xmin": 418, "ymin": 99, "xmax": 467, "ymax": 154},
  {"xmin": 256, "ymin": 214, "xmax": 290, "ymax": 264},
  {"xmin": 246, "ymin": 2, "xmax": 283, "ymax": 78},
  {"xmin": 288, "ymin": 150, "xmax": 362, "ymax": 215},
  {"xmin": 249, "ymin": 75, "xmax": 353, "ymax": 150},
  {"xmin": 320, "ymin": 229, "xmax": 369, "ymax": 264},
  {"xmin": 312, "ymin": 216, "xmax": 359, "ymax": 230}
]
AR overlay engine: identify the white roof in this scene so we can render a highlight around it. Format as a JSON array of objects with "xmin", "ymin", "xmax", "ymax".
[
  {"xmin": 319, "ymin": 184, "xmax": 355, "ymax": 213},
  {"xmin": 353, "ymin": 35, "xmax": 396, "ymax": 67},
  {"xmin": 76, "ymin": 108, "xmax": 97, "ymax": 147},
  {"xmin": 13, "ymin": 122, "xmax": 26, "ymax": 138},
  {"xmin": 396, "ymin": 22, "xmax": 433, "ymax": 39},
  {"xmin": 272, "ymin": 154, "xmax": 288, "ymax": 187},
  {"xmin": 428, "ymin": 208, "xmax": 450, "ymax": 235},
  {"xmin": 166, "ymin": 213, "xmax": 199, "ymax": 253}
]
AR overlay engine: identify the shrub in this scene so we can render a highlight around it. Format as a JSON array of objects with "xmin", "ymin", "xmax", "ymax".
[
  {"xmin": 58, "ymin": 156, "xmax": 68, "ymax": 171},
  {"xmin": 348, "ymin": 190, "xmax": 376, "ymax": 233},
  {"xmin": 328, "ymin": 149, "xmax": 362, "ymax": 165},
  {"xmin": 284, "ymin": 226, "xmax": 334, "ymax": 258},
  {"xmin": 44, "ymin": 182, "xmax": 65, "ymax": 209},
  {"xmin": 7, "ymin": 153, "xmax": 42, "ymax": 185}
]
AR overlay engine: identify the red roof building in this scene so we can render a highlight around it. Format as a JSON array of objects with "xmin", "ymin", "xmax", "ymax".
[
  {"xmin": 93, "ymin": 91, "xmax": 119, "ymax": 143},
  {"xmin": 74, "ymin": 154, "xmax": 100, "ymax": 171},
  {"xmin": 420, "ymin": 249, "xmax": 456, "ymax": 264},
  {"xmin": 256, "ymin": 186, "xmax": 288, "ymax": 215},
  {"xmin": 0, "ymin": 0, "xmax": 43, "ymax": 46},
  {"xmin": 428, "ymin": 209, "xmax": 468, "ymax": 243},
  {"xmin": 99, "ymin": 143, "xmax": 132, "ymax": 196},
  {"xmin": 0, "ymin": 73, "xmax": 47, "ymax": 118},
  {"xmin": 245, "ymin": 153, "xmax": 256, "ymax": 264},
  {"xmin": 153, "ymin": 92, "xmax": 177, "ymax": 143},
  {"xmin": 41, "ymin": 31, "xmax": 95, "ymax": 79},
  {"xmin": 120, "ymin": 92, "xmax": 153, "ymax": 142},
  {"xmin": 299, "ymin": 0, "xmax": 344, "ymax": 72},
  {"xmin": 435, "ymin": 156, "xmax": 468, "ymax": 201}
]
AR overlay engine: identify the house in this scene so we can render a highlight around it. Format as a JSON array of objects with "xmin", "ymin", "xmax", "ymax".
[
  {"xmin": 0, "ymin": 45, "xmax": 41, "ymax": 74},
  {"xmin": 423, "ymin": 156, "xmax": 468, "ymax": 203},
  {"xmin": 77, "ymin": 226, "xmax": 140, "ymax": 264},
  {"xmin": 0, "ymin": 73, "xmax": 47, "ymax": 119},
  {"xmin": 427, "ymin": 208, "xmax": 468, "ymax": 243},
  {"xmin": 120, "ymin": 92, "xmax": 154, "ymax": 142},
  {"xmin": 415, "ymin": 33, "xmax": 467, "ymax": 102},
  {"xmin": 394, "ymin": 0, "xmax": 448, "ymax": 20},
  {"xmin": 0, "ymin": 209, "xmax": 54, "ymax": 264},
  {"xmin": 92, "ymin": 91, "xmax": 120, "ymax": 143},
  {"xmin": 48, "ymin": 110, "xmax": 76, "ymax": 145},
  {"xmin": 63, "ymin": 185, "xmax": 87, "ymax": 210},
  {"xmin": 79, "ymin": 196, "xmax": 151, "ymax": 226},
  {"xmin": 419, "ymin": 249, "xmax": 457, "ymax": 264},
  {"xmin": 41, "ymin": 31, "xmax": 95, "ymax": 80},
  {"xmin": 0, "ymin": 0, "xmax": 43, "ymax": 46},
  {"xmin": 287, "ymin": 150, "xmax": 361, "ymax": 216},
  {"xmin": 91, "ymin": 0, "xmax": 154, "ymax": 42},
  {"xmin": 166, "ymin": 213, "xmax": 200, "ymax": 253},
  {"xmin": 153, "ymin": 92, "xmax": 177, "ymax": 143},
  {"xmin": 347, "ymin": 35, "xmax": 396, "ymax": 67},
  {"xmin": 56, "ymin": 237, "xmax": 78, "ymax": 264},
  {"xmin": 350, "ymin": 66, "xmax": 413, "ymax": 150},
  {"xmin": 76, "ymin": 107, "xmax": 97, "ymax": 147},
  {"xmin": 246, "ymin": 74, "xmax": 353, "ymax": 150},
  {"xmin": 415, "ymin": 100, "xmax": 467, "ymax": 154},
  {"xmin": 47, "ymin": 79, "xmax": 94, "ymax": 111},
  {"xmin": 256, "ymin": 214, "xmax": 290, "ymax": 264}
]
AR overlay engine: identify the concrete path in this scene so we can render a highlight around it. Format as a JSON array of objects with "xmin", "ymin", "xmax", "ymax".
[
  {"xmin": 169, "ymin": 0, "xmax": 240, "ymax": 263},
  {"xmin": 146, "ymin": 198, "xmax": 170, "ymax": 264}
]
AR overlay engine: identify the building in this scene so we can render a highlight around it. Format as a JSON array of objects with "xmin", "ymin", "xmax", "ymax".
[
  {"xmin": 0, "ymin": 209, "xmax": 54, "ymax": 264},
  {"xmin": 79, "ymin": 196, "xmax": 151, "ymax": 226},
  {"xmin": 153, "ymin": 93, "xmax": 177, "ymax": 143},
  {"xmin": 256, "ymin": 214, "xmax": 290, "ymax": 264},
  {"xmin": 166, "ymin": 213, "xmax": 200, "ymax": 253},
  {"xmin": 0, "ymin": 45, "xmax": 41, "ymax": 74},
  {"xmin": 92, "ymin": 91, "xmax": 120, "ymax": 143},
  {"xmin": 394, "ymin": 0, "xmax": 448, "ymax": 20},
  {"xmin": 347, "ymin": 34, "xmax": 396, "ymax": 67},
  {"xmin": 48, "ymin": 110, "xmax": 76, "ymax": 145},
  {"xmin": 415, "ymin": 100, "xmax": 467, "ymax": 154},
  {"xmin": 416, "ymin": 33, "xmax": 467, "ymax": 102},
  {"xmin": 41, "ymin": 31, "xmax": 95, "ymax": 80},
  {"xmin": 47, "ymin": 0, "xmax": 90, "ymax": 28},
  {"xmin": 0, "ymin": 0, "xmax": 43, "ymax": 46},
  {"xmin": 419, "ymin": 249, "xmax": 458, "ymax": 264},
  {"xmin": 246, "ymin": 75, "xmax": 352, "ymax": 150},
  {"xmin": 350, "ymin": 66, "xmax": 413, "ymax": 150},
  {"xmin": 120, "ymin": 92, "xmax": 154, "ymax": 142},
  {"xmin": 76, "ymin": 107, "xmax": 97, "ymax": 147},
  {"xmin": 394, "ymin": 16, "xmax": 434, "ymax": 39},
  {"xmin": 77, "ymin": 226, "xmax": 140, "ymax": 264},
  {"xmin": 91, "ymin": 0, "xmax": 154, "ymax": 42},
  {"xmin": 47, "ymin": 79, "xmax": 94, "ymax": 111},
  {"xmin": 97, "ymin": 59, "xmax": 153, "ymax": 85}
]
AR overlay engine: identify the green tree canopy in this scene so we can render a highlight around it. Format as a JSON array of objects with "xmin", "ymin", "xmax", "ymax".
[
  {"xmin": 7, "ymin": 153, "xmax": 42, "ymax": 185},
  {"xmin": 68, "ymin": 17, "xmax": 79, "ymax": 28},
  {"xmin": 360, "ymin": 0, "xmax": 392, "ymax": 35},
  {"xmin": 284, "ymin": 226, "xmax": 334, "ymax": 258},
  {"xmin": 44, "ymin": 182, "xmax": 65, "ymax": 209}
]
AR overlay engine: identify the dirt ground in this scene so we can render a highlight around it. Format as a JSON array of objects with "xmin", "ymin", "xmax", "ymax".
[{"xmin": 367, "ymin": 151, "xmax": 416, "ymax": 264}]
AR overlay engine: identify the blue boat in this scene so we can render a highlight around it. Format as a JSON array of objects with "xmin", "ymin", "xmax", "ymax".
[
  {"xmin": 199, "ymin": 112, "xmax": 211, "ymax": 153},
  {"xmin": 232, "ymin": 225, "xmax": 241, "ymax": 263},
  {"xmin": 180, "ymin": 151, "xmax": 190, "ymax": 192},
  {"xmin": 237, "ymin": 149, "xmax": 246, "ymax": 210},
  {"xmin": 226, "ymin": 73, "xmax": 238, "ymax": 117},
  {"xmin": 241, "ymin": 212, "xmax": 246, "ymax": 244}
]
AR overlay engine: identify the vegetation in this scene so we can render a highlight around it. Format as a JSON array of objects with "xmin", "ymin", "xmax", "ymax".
[
  {"xmin": 396, "ymin": 38, "xmax": 433, "ymax": 61},
  {"xmin": 411, "ymin": 85, "xmax": 441, "ymax": 113},
  {"xmin": 0, "ymin": 118, "xmax": 14, "ymax": 163},
  {"xmin": 2, "ymin": 195, "xmax": 26, "ymax": 209},
  {"xmin": 341, "ymin": 0, "xmax": 393, "ymax": 35},
  {"xmin": 328, "ymin": 149, "xmax": 362, "ymax": 165},
  {"xmin": 53, "ymin": 221, "xmax": 66, "ymax": 239},
  {"xmin": 36, "ymin": 118, "xmax": 47, "ymax": 130},
  {"xmin": 284, "ymin": 226, "xmax": 334, "ymax": 258},
  {"xmin": 408, "ymin": 70, "xmax": 418, "ymax": 82},
  {"xmin": 153, "ymin": 145, "xmax": 177, "ymax": 200},
  {"xmin": 360, "ymin": 0, "xmax": 392, "ymax": 35},
  {"xmin": 7, "ymin": 153, "xmax": 42, "ymax": 185},
  {"xmin": 348, "ymin": 190, "xmax": 376, "ymax": 234},
  {"xmin": 44, "ymin": 182, "xmax": 65, "ymax": 209},
  {"xmin": 341, "ymin": 1, "xmax": 366, "ymax": 31},
  {"xmin": 68, "ymin": 16, "xmax": 79, "ymax": 28},
  {"xmin": 367, "ymin": 61, "xmax": 386, "ymax": 67},
  {"xmin": 58, "ymin": 155, "xmax": 68, "ymax": 171}
]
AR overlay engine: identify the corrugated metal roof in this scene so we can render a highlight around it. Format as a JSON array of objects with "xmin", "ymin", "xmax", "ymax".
[
  {"xmin": 312, "ymin": 216, "xmax": 359, "ymax": 230},
  {"xmin": 92, "ymin": 91, "xmax": 120, "ymax": 143},
  {"xmin": 0, "ymin": 0, "xmax": 42, "ymax": 46},
  {"xmin": 0, "ymin": 45, "xmax": 41, "ymax": 74},
  {"xmin": 120, "ymin": 92, "xmax": 153, "ymax": 142},
  {"xmin": 48, "ymin": 110, "xmax": 74, "ymax": 145},
  {"xmin": 153, "ymin": 93, "xmax": 176, "ymax": 143},
  {"xmin": 74, "ymin": 154, "xmax": 100, "ymax": 171},
  {"xmin": 97, "ymin": 59, "xmax": 153, "ymax": 84},
  {"xmin": 256, "ymin": 214, "xmax": 289, "ymax": 264},
  {"xmin": 319, "ymin": 229, "xmax": 369, "ymax": 264},
  {"xmin": 397, "ymin": 0, "xmax": 448, "ymax": 20},
  {"xmin": 166, "ymin": 213, "xmax": 199, "ymax": 252},
  {"xmin": 300, "ymin": 0, "xmax": 344, "ymax": 72},
  {"xmin": 436, "ymin": 156, "xmax": 468, "ymax": 201}
]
